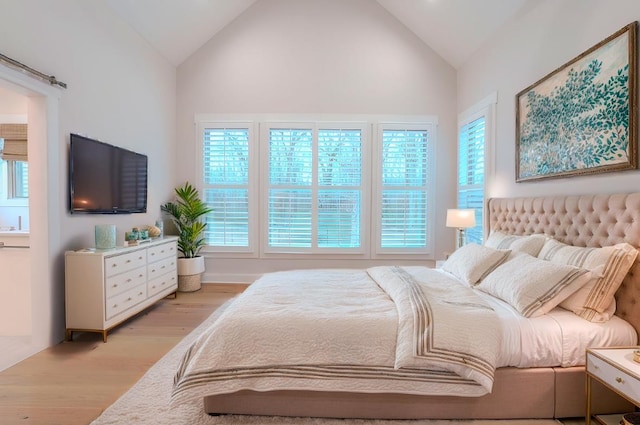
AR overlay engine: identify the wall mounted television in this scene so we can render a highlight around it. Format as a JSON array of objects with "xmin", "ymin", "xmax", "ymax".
[{"xmin": 69, "ymin": 133, "xmax": 148, "ymax": 214}]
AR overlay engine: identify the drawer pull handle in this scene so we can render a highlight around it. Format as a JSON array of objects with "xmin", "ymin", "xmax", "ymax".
[
  {"xmin": 126, "ymin": 278, "xmax": 132, "ymax": 283},
  {"xmin": 127, "ymin": 297, "xmax": 132, "ymax": 301},
  {"xmin": 616, "ymin": 377, "xmax": 624, "ymax": 384},
  {"xmin": 112, "ymin": 284, "xmax": 118, "ymax": 288},
  {"xmin": 151, "ymin": 269, "xmax": 156, "ymax": 273},
  {"xmin": 138, "ymin": 292, "xmax": 143, "ymax": 296},
  {"xmin": 112, "ymin": 264, "xmax": 117, "ymax": 268},
  {"xmin": 113, "ymin": 304, "xmax": 118, "ymax": 308},
  {"xmin": 161, "ymin": 266, "xmax": 166, "ymax": 269},
  {"xmin": 126, "ymin": 259, "xmax": 131, "ymax": 263},
  {"xmin": 139, "ymin": 274, "xmax": 143, "ymax": 278},
  {"xmin": 593, "ymin": 364, "xmax": 599, "ymax": 370},
  {"xmin": 151, "ymin": 253, "xmax": 155, "ymax": 256}
]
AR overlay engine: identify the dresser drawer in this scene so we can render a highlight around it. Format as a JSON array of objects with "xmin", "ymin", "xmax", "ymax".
[
  {"xmin": 105, "ymin": 266, "xmax": 147, "ymax": 298},
  {"xmin": 105, "ymin": 284, "xmax": 147, "ymax": 320},
  {"xmin": 147, "ymin": 273, "xmax": 177, "ymax": 297},
  {"xmin": 147, "ymin": 256, "xmax": 176, "ymax": 281},
  {"xmin": 147, "ymin": 242, "xmax": 176, "ymax": 262},
  {"xmin": 105, "ymin": 250, "xmax": 146, "ymax": 277},
  {"xmin": 588, "ymin": 352, "xmax": 640, "ymax": 405}
]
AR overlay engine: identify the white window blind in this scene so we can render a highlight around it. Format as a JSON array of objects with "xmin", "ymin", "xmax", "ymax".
[
  {"xmin": 267, "ymin": 127, "xmax": 363, "ymax": 250},
  {"xmin": 268, "ymin": 128, "xmax": 313, "ymax": 248},
  {"xmin": 317, "ymin": 129, "xmax": 361, "ymax": 248},
  {"xmin": 458, "ymin": 116, "xmax": 485, "ymax": 244},
  {"xmin": 379, "ymin": 129, "xmax": 429, "ymax": 249},
  {"xmin": 202, "ymin": 127, "xmax": 250, "ymax": 247}
]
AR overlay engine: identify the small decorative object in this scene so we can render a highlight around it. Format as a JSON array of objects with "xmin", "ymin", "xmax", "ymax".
[
  {"xmin": 95, "ymin": 224, "xmax": 116, "ymax": 249},
  {"xmin": 516, "ymin": 22, "xmax": 637, "ymax": 182},
  {"xmin": 131, "ymin": 227, "xmax": 140, "ymax": 240},
  {"xmin": 155, "ymin": 219, "xmax": 164, "ymax": 237},
  {"xmin": 140, "ymin": 229, "xmax": 149, "ymax": 240},
  {"xmin": 145, "ymin": 225, "xmax": 161, "ymax": 238},
  {"xmin": 446, "ymin": 209, "xmax": 476, "ymax": 249},
  {"xmin": 161, "ymin": 182, "xmax": 213, "ymax": 292},
  {"xmin": 633, "ymin": 349, "xmax": 640, "ymax": 364}
]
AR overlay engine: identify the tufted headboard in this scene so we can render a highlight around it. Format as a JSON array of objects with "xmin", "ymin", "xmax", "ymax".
[{"xmin": 487, "ymin": 193, "xmax": 640, "ymax": 338}]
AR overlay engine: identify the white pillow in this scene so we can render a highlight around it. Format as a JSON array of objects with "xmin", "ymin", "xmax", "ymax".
[
  {"xmin": 484, "ymin": 231, "xmax": 546, "ymax": 257},
  {"xmin": 538, "ymin": 239, "xmax": 638, "ymax": 322},
  {"xmin": 442, "ymin": 243, "xmax": 510, "ymax": 286},
  {"xmin": 476, "ymin": 252, "xmax": 592, "ymax": 318}
]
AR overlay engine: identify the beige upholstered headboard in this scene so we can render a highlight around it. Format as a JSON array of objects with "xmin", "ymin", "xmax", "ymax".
[{"xmin": 487, "ymin": 193, "xmax": 640, "ymax": 338}]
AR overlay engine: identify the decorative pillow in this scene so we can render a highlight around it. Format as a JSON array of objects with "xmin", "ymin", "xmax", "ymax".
[
  {"xmin": 441, "ymin": 243, "xmax": 511, "ymax": 286},
  {"xmin": 476, "ymin": 252, "xmax": 592, "ymax": 318},
  {"xmin": 484, "ymin": 231, "xmax": 546, "ymax": 257},
  {"xmin": 537, "ymin": 239, "xmax": 638, "ymax": 322}
]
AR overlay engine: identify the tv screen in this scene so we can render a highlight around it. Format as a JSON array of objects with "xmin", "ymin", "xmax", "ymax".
[{"xmin": 69, "ymin": 133, "xmax": 148, "ymax": 214}]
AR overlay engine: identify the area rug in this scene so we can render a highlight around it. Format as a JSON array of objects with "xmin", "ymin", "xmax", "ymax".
[{"xmin": 90, "ymin": 299, "xmax": 563, "ymax": 425}]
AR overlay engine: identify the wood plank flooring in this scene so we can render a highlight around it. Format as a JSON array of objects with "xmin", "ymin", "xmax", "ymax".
[{"xmin": 0, "ymin": 283, "xmax": 246, "ymax": 425}]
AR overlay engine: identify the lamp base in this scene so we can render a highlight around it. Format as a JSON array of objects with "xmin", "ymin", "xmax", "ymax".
[{"xmin": 456, "ymin": 228, "xmax": 466, "ymax": 249}]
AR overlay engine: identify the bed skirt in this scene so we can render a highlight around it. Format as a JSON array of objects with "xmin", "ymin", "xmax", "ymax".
[{"xmin": 204, "ymin": 366, "xmax": 632, "ymax": 419}]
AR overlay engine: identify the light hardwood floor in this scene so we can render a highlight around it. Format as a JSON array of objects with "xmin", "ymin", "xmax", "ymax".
[{"xmin": 0, "ymin": 283, "xmax": 246, "ymax": 425}]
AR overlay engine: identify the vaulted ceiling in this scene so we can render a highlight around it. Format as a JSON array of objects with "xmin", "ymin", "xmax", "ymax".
[{"xmin": 105, "ymin": 0, "xmax": 536, "ymax": 69}]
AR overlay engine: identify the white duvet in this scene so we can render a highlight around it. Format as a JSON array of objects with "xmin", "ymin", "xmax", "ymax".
[
  {"xmin": 172, "ymin": 266, "xmax": 501, "ymax": 404},
  {"xmin": 171, "ymin": 266, "xmax": 637, "ymax": 405}
]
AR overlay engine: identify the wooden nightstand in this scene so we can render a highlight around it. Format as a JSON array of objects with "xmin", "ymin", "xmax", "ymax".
[{"xmin": 586, "ymin": 347, "xmax": 640, "ymax": 425}]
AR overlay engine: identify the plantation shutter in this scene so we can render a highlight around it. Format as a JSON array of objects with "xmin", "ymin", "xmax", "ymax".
[
  {"xmin": 268, "ymin": 128, "xmax": 313, "ymax": 248},
  {"xmin": 202, "ymin": 127, "xmax": 250, "ymax": 247},
  {"xmin": 380, "ymin": 129, "xmax": 428, "ymax": 249},
  {"xmin": 317, "ymin": 129, "xmax": 362, "ymax": 248},
  {"xmin": 458, "ymin": 116, "xmax": 485, "ymax": 244}
]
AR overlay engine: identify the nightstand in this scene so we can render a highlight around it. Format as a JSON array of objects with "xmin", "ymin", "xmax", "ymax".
[{"xmin": 586, "ymin": 347, "xmax": 640, "ymax": 425}]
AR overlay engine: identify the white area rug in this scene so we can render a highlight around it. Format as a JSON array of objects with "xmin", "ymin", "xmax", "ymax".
[{"xmin": 90, "ymin": 299, "xmax": 563, "ymax": 425}]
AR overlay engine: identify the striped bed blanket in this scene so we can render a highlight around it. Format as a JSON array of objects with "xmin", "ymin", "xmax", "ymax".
[{"xmin": 171, "ymin": 266, "xmax": 500, "ymax": 405}]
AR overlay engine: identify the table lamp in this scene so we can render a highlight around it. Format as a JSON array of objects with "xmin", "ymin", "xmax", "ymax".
[{"xmin": 446, "ymin": 208, "xmax": 476, "ymax": 249}]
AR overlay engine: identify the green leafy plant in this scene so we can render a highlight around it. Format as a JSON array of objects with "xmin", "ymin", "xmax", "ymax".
[{"xmin": 161, "ymin": 182, "xmax": 213, "ymax": 258}]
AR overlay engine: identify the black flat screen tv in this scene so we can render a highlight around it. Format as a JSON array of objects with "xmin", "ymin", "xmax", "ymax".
[{"xmin": 69, "ymin": 133, "xmax": 148, "ymax": 214}]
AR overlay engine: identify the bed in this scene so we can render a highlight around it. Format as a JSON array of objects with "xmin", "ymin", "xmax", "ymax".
[{"xmin": 172, "ymin": 193, "xmax": 640, "ymax": 419}]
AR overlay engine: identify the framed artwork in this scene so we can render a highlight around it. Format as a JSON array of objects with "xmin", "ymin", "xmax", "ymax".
[{"xmin": 516, "ymin": 22, "xmax": 637, "ymax": 182}]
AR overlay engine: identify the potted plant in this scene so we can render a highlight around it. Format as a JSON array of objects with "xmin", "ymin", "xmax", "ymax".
[{"xmin": 161, "ymin": 182, "xmax": 213, "ymax": 292}]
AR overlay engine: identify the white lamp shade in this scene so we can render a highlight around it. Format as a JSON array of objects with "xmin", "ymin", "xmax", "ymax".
[{"xmin": 446, "ymin": 209, "xmax": 476, "ymax": 229}]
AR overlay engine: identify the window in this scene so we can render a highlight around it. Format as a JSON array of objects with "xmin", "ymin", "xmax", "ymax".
[
  {"xmin": 457, "ymin": 93, "xmax": 496, "ymax": 244},
  {"xmin": 377, "ymin": 127, "xmax": 431, "ymax": 253},
  {"xmin": 198, "ymin": 115, "xmax": 434, "ymax": 258},
  {"xmin": 201, "ymin": 125, "xmax": 255, "ymax": 251},
  {"xmin": 8, "ymin": 160, "xmax": 28, "ymax": 198},
  {"xmin": 265, "ymin": 124, "xmax": 364, "ymax": 252}
]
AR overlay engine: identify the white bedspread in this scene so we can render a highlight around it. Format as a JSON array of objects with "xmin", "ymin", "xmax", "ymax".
[{"xmin": 172, "ymin": 267, "xmax": 500, "ymax": 405}]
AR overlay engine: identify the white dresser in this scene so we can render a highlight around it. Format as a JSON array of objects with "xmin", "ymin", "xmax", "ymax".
[{"xmin": 65, "ymin": 236, "xmax": 178, "ymax": 342}]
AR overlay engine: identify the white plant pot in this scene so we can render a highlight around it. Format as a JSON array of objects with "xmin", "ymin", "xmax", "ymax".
[{"xmin": 177, "ymin": 256, "xmax": 205, "ymax": 292}]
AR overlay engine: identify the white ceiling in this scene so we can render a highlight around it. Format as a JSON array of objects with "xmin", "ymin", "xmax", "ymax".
[{"xmin": 105, "ymin": 0, "xmax": 536, "ymax": 68}]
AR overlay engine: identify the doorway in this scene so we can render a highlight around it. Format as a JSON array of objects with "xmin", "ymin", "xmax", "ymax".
[{"xmin": 0, "ymin": 64, "xmax": 60, "ymax": 371}]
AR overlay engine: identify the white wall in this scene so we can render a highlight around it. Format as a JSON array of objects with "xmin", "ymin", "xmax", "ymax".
[
  {"xmin": 177, "ymin": 0, "xmax": 458, "ymax": 282},
  {"xmin": 458, "ymin": 0, "xmax": 640, "ymax": 199},
  {"xmin": 0, "ymin": 0, "xmax": 176, "ymax": 347}
]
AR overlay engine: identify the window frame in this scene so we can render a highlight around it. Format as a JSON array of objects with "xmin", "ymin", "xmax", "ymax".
[
  {"xmin": 456, "ymin": 92, "xmax": 497, "ymax": 243},
  {"xmin": 196, "ymin": 121, "xmax": 259, "ymax": 257},
  {"xmin": 259, "ymin": 121, "xmax": 371, "ymax": 256},
  {"xmin": 372, "ymin": 121, "xmax": 436, "ymax": 259},
  {"xmin": 195, "ymin": 114, "xmax": 436, "ymax": 261}
]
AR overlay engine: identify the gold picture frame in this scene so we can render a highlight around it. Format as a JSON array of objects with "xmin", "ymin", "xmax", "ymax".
[{"xmin": 516, "ymin": 22, "xmax": 637, "ymax": 182}]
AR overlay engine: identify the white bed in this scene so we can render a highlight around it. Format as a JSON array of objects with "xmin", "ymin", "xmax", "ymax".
[{"xmin": 171, "ymin": 193, "xmax": 640, "ymax": 419}]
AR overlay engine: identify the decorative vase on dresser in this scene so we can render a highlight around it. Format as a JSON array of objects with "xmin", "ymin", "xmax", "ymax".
[{"xmin": 64, "ymin": 236, "xmax": 178, "ymax": 342}]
